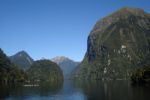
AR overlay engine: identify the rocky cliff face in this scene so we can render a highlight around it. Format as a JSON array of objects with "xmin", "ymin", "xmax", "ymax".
[{"xmin": 73, "ymin": 7, "xmax": 150, "ymax": 80}]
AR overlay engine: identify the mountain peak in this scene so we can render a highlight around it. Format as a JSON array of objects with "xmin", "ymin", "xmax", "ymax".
[
  {"xmin": 91, "ymin": 7, "xmax": 149, "ymax": 35},
  {"xmin": 118, "ymin": 7, "xmax": 144, "ymax": 14},
  {"xmin": 109, "ymin": 7, "xmax": 148, "ymax": 18},
  {"xmin": 73, "ymin": 7, "xmax": 150, "ymax": 80},
  {"xmin": 51, "ymin": 56, "xmax": 80, "ymax": 77},
  {"xmin": 9, "ymin": 50, "xmax": 34, "ymax": 70},
  {"xmin": 17, "ymin": 50, "xmax": 28, "ymax": 56},
  {"xmin": 51, "ymin": 56, "xmax": 71, "ymax": 64}
]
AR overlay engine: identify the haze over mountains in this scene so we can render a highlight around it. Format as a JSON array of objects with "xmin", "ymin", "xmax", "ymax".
[
  {"xmin": 51, "ymin": 56, "xmax": 80, "ymax": 77},
  {"xmin": 1, "ymin": 7, "xmax": 150, "ymax": 84},
  {"xmin": 8, "ymin": 51, "xmax": 79, "ymax": 78},
  {"xmin": 73, "ymin": 7, "xmax": 150, "ymax": 80},
  {"xmin": 1, "ymin": 0, "xmax": 150, "ymax": 99}
]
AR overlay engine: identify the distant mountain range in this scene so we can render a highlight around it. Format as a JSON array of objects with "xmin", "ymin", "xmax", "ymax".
[
  {"xmin": 51, "ymin": 56, "xmax": 80, "ymax": 77},
  {"xmin": 9, "ymin": 51, "xmax": 79, "ymax": 78},
  {"xmin": 0, "ymin": 48, "xmax": 64, "ymax": 83},
  {"xmin": 1, "ymin": 7, "xmax": 150, "ymax": 83},
  {"xmin": 9, "ymin": 51, "xmax": 34, "ymax": 70}
]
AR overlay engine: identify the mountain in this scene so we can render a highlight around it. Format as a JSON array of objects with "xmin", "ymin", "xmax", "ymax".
[
  {"xmin": 73, "ymin": 7, "xmax": 150, "ymax": 80},
  {"xmin": 27, "ymin": 59, "xmax": 63, "ymax": 82},
  {"xmin": 0, "ymin": 48, "xmax": 26, "ymax": 83},
  {"xmin": 51, "ymin": 56, "xmax": 80, "ymax": 77},
  {"xmin": 10, "ymin": 51, "xmax": 34, "ymax": 70},
  {"xmin": 131, "ymin": 65, "xmax": 150, "ymax": 83}
]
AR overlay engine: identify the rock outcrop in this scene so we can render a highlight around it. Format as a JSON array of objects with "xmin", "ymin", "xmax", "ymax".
[{"xmin": 73, "ymin": 7, "xmax": 150, "ymax": 80}]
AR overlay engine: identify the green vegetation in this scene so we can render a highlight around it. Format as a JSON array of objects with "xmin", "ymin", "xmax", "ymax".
[
  {"xmin": 0, "ymin": 49, "xmax": 27, "ymax": 83},
  {"xmin": 27, "ymin": 59, "xmax": 63, "ymax": 83},
  {"xmin": 9, "ymin": 51, "xmax": 34, "ymax": 70},
  {"xmin": 0, "ymin": 49, "xmax": 64, "ymax": 84},
  {"xmin": 131, "ymin": 65, "xmax": 150, "ymax": 84},
  {"xmin": 73, "ymin": 7, "xmax": 150, "ymax": 80}
]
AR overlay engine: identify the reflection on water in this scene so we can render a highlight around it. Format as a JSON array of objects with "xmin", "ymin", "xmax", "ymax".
[
  {"xmin": 73, "ymin": 80, "xmax": 150, "ymax": 100},
  {"xmin": 0, "ymin": 81, "xmax": 63, "ymax": 100},
  {"xmin": 0, "ymin": 80, "xmax": 150, "ymax": 100}
]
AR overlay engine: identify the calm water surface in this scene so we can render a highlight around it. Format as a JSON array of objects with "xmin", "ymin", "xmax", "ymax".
[{"xmin": 0, "ymin": 80, "xmax": 150, "ymax": 100}]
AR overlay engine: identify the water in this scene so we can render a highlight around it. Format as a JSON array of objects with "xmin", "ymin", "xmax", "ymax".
[{"xmin": 0, "ymin": 80, "xmax": 150, "ymax": 100}]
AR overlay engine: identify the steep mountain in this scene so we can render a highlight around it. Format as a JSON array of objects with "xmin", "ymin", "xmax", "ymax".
[
  {"xmin": 51, "ymin": 56, "xmax": 79, "ymax": 77},
  {"xmin": 73, "ymin": 7, "xmax": 150, "ymax": 80},
  {"xmin": 0, "ymin": 48, "xmax": 26, "ymax": 83},
  {"xmin": 10, "ymin": 51, "xmax": 34, "ymax": 70},
  {"xmin": 27, "ymin": 59, "xmax": 63, "ymax": 82}
]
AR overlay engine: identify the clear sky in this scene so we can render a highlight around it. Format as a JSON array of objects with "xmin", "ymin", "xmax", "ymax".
[{"xmin": 0, "ymin": 0, "xmax": 150, "ymax": 61}]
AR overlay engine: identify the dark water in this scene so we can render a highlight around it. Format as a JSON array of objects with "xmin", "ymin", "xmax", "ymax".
[{"xmin": 0, "ymin": 80, "xmax": 150, "ymax": 100}]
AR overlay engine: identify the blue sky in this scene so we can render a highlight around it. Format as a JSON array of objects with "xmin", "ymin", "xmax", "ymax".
[{"xmin": 0, "ymin": 0, "xmax": 150, "ymax": 61}]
